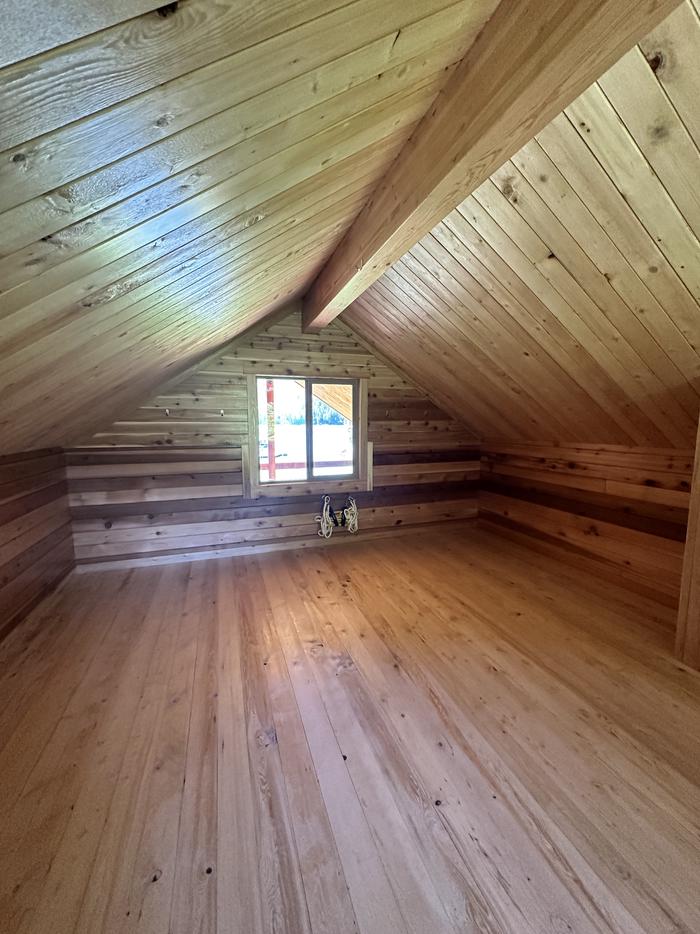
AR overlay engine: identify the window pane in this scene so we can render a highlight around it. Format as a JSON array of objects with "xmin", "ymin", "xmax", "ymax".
[
  {"xmin": 311, "ymin": 383, "xmax": 354, "ymax": 477},
  {"xmin": 257, "ymin": 377, "xmax": 307, "ymax": 482}
]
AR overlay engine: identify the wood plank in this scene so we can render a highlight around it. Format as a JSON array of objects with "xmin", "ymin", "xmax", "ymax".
[
  {"xmin": 302, "ymin": 0, "xmax": 682, "ymax": 329},
  {"xmin": 2, "ymin": 526, "xmax": 699, "ymax": 931},
  {"xmin": 343, "ymin": 4, "xmax": 700, "ymax": 450},
  {"xmin": 0, "ymin": 0, "xmax": 496, "ymax": 456},
  {"xmin": 480, "ymin": 442, "xmax": 692, "ymax": 606},
  {"xmin": 0, "ymin": 0, "xmax": 165, "ymax": 69},
  {"xmin": 676, "ymin": 415, "xmax": 700, "ymax": 668},
  {"xmin": 66, "ymin": 310, "xmax": 477, "ymax": 567},
  {"xmin": 0, "ymin": 449, "xmax": 73, "ymax": 640}
]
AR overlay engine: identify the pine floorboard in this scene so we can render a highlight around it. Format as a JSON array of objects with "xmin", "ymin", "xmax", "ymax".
[{"xmin": 0, "ymin": 525, "xmax": 698, "ymax": 933}]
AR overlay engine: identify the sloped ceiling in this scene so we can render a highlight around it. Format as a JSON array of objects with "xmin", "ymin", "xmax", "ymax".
[
  {"xmin": 2, "ymin": 1, "xmax": 698, "ymax": 457},
  {"xmin": 0, "ymin": 0, "xmax": 498, "ymax": 454},
  {"xmin": 344, "ymin": 0, "xmax": 700, "ymax": 448}
]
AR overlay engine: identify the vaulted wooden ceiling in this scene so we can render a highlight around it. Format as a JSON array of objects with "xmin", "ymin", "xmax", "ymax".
[
  {"xmin": 0, "ymin": 0, "xmax": 498, "ymax": 453},
  {"xmin": 1, "ymin": 0, "xmax": 696, "ymax": 455},
  {"xmin": 345, "ymin": 0, "xmax": 700, "ymax": 448}
]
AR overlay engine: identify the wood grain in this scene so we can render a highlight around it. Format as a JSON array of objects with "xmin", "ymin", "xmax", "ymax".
[
  {"xmin": 302, "ymin": 0, "xmax": 683, "ymax": 328},
  {"xmin": 676, "ymin": 417, "xmax": 700, "ymax": 667},
  {"xmin": 0, "ymin": 0, "xmax": 166, "ymax": 69},
  {"xmin": 2, "ymin": 1, "xmax": 698, "ymax": 459},
  {"xmin": 344, "ymin": 1, "xmax": 700, "ymax": 448},
  {"xmin": 480, "ymin": 442, "xmax": 692, "ymax": 606},
  {"xmin": 0, "ymin": 0, "xmax": 495, "ymax": 455},
  {"xmin": 0, "ymin": 450, "xmax": 74, "ymax": 640},
  {"xmin": 1, "ymin": 526, "xmax": 698, "ymax": 932},
  {"xmin": 67, "ymin": 312, "xmax": 478, "ymax": 567}
]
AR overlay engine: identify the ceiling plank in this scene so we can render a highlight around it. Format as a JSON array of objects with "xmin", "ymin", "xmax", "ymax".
[
  {"xmin": 0, "ymin": 0, "xmax": 476, "ymax": 152},
  {"xmin": 0, "ymin": 0, "xmax": 350, "ymax": 147},
  {"xmin": 0, "ymin": 0, "xmax": 165, "ymax": 69},
  {"xmin": 302, "ymin": 0, "xmax": 684, "ymax": 331},
  {"xmin": 1, "ymin": 0, "xmax": 499, "ymax": 455},
  {"xmin": 342, "ymin": 5, "xmax": 700, "ymax": 449}
]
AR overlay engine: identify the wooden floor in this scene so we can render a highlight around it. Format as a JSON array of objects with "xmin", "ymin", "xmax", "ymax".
[{"xmin": 1, "ymin": 527, "xmax": 699, "ymax": 934}]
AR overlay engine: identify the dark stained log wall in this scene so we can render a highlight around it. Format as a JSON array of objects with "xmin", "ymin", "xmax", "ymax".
[
  {"xmin": 67, "ymin": 447, "xmax": 479, "ymax": 567},
  {"xmin": 68, "ymin": 313, "xmax": 479, "ymax": 567},
  {"xmin": 480, "ymin": 443, "xmax": 692, "ymax": 607},
  {"xmin": 0, "ymin": 449, "xmax": 74, "ymax": 639}
]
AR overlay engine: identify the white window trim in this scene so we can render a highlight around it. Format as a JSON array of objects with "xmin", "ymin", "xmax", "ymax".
[{"xmin": 244, "ymin": 374, "xmax": 372, "ymax": 499}]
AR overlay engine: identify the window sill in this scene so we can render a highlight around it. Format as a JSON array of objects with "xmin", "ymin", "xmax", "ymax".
[
  {"xmin": 249, "ymin": 475, "xmax": 372, "ymax": 499},
  {"xmin": 243, "ymin": 434, "xmax": 372, "ymax": 501}
]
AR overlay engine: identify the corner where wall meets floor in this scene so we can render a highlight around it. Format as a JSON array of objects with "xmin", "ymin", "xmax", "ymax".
[
  {"xmin": 0, "ymin": 449, "xmax": 74, "ymax": 641},
  {"xmin": 0, "ymin": 311, "xmax": 695, "ymax": 663},
  {"xmin": 65, "ymin": 311, "xmax": 480, "ymax": 570}
]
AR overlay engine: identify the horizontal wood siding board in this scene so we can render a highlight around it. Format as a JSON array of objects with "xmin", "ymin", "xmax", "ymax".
[
  {"xmin": 0, "ymin": 452, "xmax": 68, "ymax": 485},
  {"xmin": 0, "ymin": 448, "xmax": 64, "ymax": 467},
  {"xmin": 0, "ymin": 538, "xmax": 74, "ymax": 642},
  {"xmin": 69, "ymin": 471, "xmax": 243, "ymax": 492},
  {"xmin": 479, "ymin": 515, "xmax": 680, "ymax": 610},
  {"xmin": 0, "ymin": 499, "xmax": 74, "ymax": 567},
  {"xmin": 73, "ymin": 498, "xmax": 479, "ymax": 548},
  {"xmin": 69, "ymin": 484, "xmax": 245, "ymax": 506},
  {"xmin": 66, "ymin": 460, "xmax": 242, "ymax": 478},
  {"xmin": 66, "ymin": 447, "xmax": 243, "ymax": 463},
  {"xmin": 479, "ymin": 472, "xmax": 689, "ymax": 527},
  {"xmin": 0, "ymin": 463, "xmax": 69, "ymax": 505},
  {"xmin": 68, "ymin": 312, "xmax": 479, "ymax": 566},
  {"xmin": 0, "ymin": 522, "xmax": 74, "ymax": 587},
  {"xmin": 0, "ymin": 451, "xmax": 74, "ymax": 640},
  {"xmin": 373, "ymin": 449, "xmax": 480, "ymax": 465},
  {"xmin": 74, "ymin": 518, "xmax": 478, "ymax": 570},
  {"xmin": 481, "ymin": 443, "xmax": 691, "ymax": 606},
  {"xmin": 483, "ymin": 443, "xmax": 695, "ymax": 467},
  {"xmin": 481, "ymin": 477, "xmax": 688, "ymax": 541},
  {"xmin": 71, "ymin": 481, "xmax": 479, "ymax": 528},
  {"xmin": 480, "ymin": 494, "xmax": 683, "ymax": 573},
  {"xmin": 69, "ymin": 473, "xmax": 479, "ymax": 562},
  {"xmin": 0, "ymin": 480, "xmax": 69, "ymax": 526},
  {"xmin": 483, "ymin": 455, "xmax": 692, "ymax": 492}
]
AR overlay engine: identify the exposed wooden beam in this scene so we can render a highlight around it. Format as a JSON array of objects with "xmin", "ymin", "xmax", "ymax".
[
  {"xmin": 677, "ymin": 415, "xmax": 700, "ymax": 670},
  {"xmin": 302, "ymin": 0, "xmax": 683, "ymax": 331}
]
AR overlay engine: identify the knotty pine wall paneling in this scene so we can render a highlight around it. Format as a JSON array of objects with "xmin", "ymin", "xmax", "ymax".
[
  {"xmin": 480, "ymin": 443, "xmax": 692, "ymax": 606},
  {"xmin": 69, "ymin": 313, "xmax": 479, "ymax": 567},
  {"xmin": 68, "ymin": 447, "xmax": 479, "ymax": 568},
  {"xmin": 0, "ymin": 449, "xmax": 74, "ymax": 640}
]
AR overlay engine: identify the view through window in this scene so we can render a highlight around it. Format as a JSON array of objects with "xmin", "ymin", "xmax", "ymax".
[{"xmin": 256, "ymin": 377, "xmax": 357, "ymax": 483}]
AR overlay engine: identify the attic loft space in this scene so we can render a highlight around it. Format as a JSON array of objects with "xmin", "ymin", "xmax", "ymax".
[{"xmin": 1, "ymin": 1, "xmax": 699, "ymax": 932}]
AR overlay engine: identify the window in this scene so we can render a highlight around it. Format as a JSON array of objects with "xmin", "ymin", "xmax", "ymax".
[{"xmin": 254, "ymin": 377, "xmax": 362, "ymax": 484}]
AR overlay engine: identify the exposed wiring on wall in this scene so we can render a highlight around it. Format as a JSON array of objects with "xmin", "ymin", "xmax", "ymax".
[
  {"xmin": 343, "ymin": 496, "xmax": 359, "ymax": 534},
  {"xmin": 315, "ymin": 494, "xmax": 335, "ymax": 538}
]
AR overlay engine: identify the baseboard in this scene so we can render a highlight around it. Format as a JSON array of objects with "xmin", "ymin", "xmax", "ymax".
[
  {"xmin": 479, "ymin": 514, "xmax": 678, "ymax": 609},
  {"xmin": 0, "ymin": 560, "xmax": 76, "ymax": 644},
  {"xmin": 75, "ymin": 516, "xmax": 477, "ymax": 572}
]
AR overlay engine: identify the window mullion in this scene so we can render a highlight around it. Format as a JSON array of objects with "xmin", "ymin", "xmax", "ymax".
[
  {"xmin": 352, "ymin": 382, "xmax": 359, "ymax": 479},
  {"xmin": 305, "ymin": 379, "xmax": 313, "ymax": 481}
]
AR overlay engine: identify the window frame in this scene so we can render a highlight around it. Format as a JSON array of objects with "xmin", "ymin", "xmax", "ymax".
[{"xmin": 245, "ymin": 373, "xmax": 371, "ymax": 498}]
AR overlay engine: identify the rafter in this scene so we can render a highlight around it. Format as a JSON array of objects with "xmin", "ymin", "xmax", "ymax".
[{"xmin": 302, "ymin": 0, "xmax": 683, "ymax": 331}]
